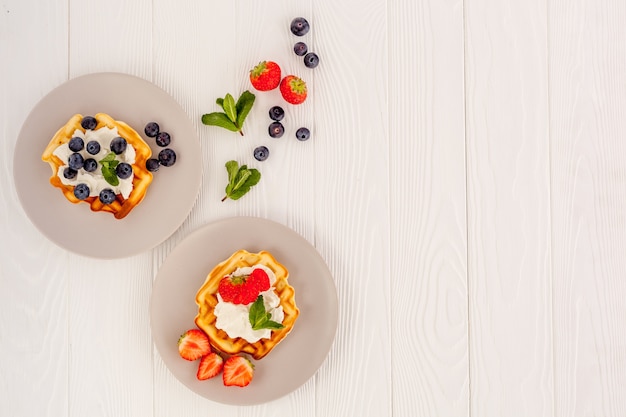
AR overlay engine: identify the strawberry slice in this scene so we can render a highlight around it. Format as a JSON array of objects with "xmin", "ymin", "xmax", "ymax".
[
  {"xmin": 178, "ymin": 329, "xmax": 211, "ymax": 361},
  {"xmin": 197, "ymin": 352, "xmax": 223, "ymax": 380},
  {"xmin": 223, "ymin": 355, "xmax": 254, "ymax": 387}
]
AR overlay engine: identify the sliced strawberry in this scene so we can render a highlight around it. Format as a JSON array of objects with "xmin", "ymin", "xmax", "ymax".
[
  {"xmin": 178, "ymin": 329, "xmax": 211, "ymax": 361},
  {"xmin": 223, "ymin": 355, "xmax": 254, "ymax": 387},
  {"xmin": 197, "ymin": 352, "xmax": 223, "ymax": 380}
]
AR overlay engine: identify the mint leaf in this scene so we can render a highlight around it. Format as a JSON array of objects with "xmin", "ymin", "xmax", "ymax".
[
  {"xmin": 228, "ymin": 168, "xmax": 260, "ymax": 200},
  {"xmin": 216, "ymin": 97, "xmax": 224, "ymax": 109},
  {"xmin": 249, "ymin": 295, "xmax": 284, "ymax": 331},
  {"xmin": 223, "ymin": 94, "xmax": 237, "ymax": 124},
  {"xmin": 201, "ymin": 112, "xmax": 239, "ymax": 132},
  {"xmin": 100, "ymin": 152, "xmax": 116, "ymax": 163},
  {"xmin": 101, "ymin": 165, "xmax": 119, "ymax": 186},
  {"xmin": 235, "ymin": 90, "xmax": 255, "ymax": 129},
  {"xmin": 225, "ymin": 160, "xmax": 239, "ymax": 188},
  {"xmin": 222, "ymin": 161, "xmax": 261, "ymax": 201}
]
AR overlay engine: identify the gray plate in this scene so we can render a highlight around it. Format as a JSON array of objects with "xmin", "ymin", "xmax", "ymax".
[
  {"xmin": 150, "ymin": 216, "xmax": 338, "ymax": 405},
  {"xmin": 13, "ymin": 72, "xmax": 202, "ymax": 259}
]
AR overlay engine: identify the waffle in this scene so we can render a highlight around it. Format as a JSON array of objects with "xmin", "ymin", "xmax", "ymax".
[
  {"xmin": 194, "ymin": 249, "xmax": 299, "ymax": 360},
  {"xmin": 41, "ymin": 113, "xmax": 153, "ymax": 219}
]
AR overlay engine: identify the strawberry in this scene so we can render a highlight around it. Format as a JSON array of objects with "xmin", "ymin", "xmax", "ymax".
[
  {"xmin": 249, "ymin": 61, "xmax": 281, "ymax": 91},
  {"xmin": 218, "ymin": 272, "xmax": 264, "ymax": 305},
  {"xmin": 178, "ymin": 329, "xmax": 211, "ymax": 361},
  {"xmin": 250, "ymin": 268, "xmax": 270, "ymax": 293},
  {"xmin": 223, "ymin": 355, "xmax": 254, "ymax": 387},
  {"xmin": 197, "ymin": 352, "xmax": 223, "ymax": 380},
  {"xmin": 279, "ymin": 75, "xmax": 307, "ymax": 105}
]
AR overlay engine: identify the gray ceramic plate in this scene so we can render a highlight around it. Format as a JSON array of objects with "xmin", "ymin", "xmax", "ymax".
[
  {"xmin": 13, "ymin": 72, "xmax": 202, "ymax": 259},
  {"xmin": 150, "ymin": 217, "xmax": 338, "ymax": 405}
]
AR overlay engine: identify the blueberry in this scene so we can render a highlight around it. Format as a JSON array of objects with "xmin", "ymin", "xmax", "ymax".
[
  {"xmin": 68, "ymin": 152, "xmax": 84, "ymax": 170},
  {"xmin": 295, "ymin": 127, "xmax": 311, "ymax": 141},
  {"xmin": 144, "ymin": 122, "xmax": 160, "ymax": 138},
  {"xmin": 81, "ymin": 116, "xmax": 97, "ymax": 130},
  {"xmin": 158, "ymin": 148, "xmax": 177, "ymax": 167},
  {"xmin": 63, "ymin": 167, "xmax": 77, "ymax": 179},
  {"xmin": 83, "ymin": 158, "xmax": 98, "ymax": 172},
  {"xmin": 116, "ymin": 162, "xmax": 133, "ymax": 179},
  {"xmin": 86, "ymin": 140, "xmax": 101, "ymax": 155},
  {"xmin": 304, "ymin": 52, "xmax": 319, "ymax": 68},
  {"xmin": 68, "ymin": 137, "xmax": 84, "ymax": 152},
  {"xmin": 268, "ymin": 122, "xmax": 285, "ymax": 138},
  {"xmin": 290, "ymin": 17, "xmax": 310, "ymax": 36},
  {"xmin": 156, "ymin": 131, "xmax": 171, "ymax": 147},
  {"xmin": 99, "ymin": 189, "xmax": 116, "ymax": 205},
  {"xmin": 253, "ymin": 146, "xmax": 270, "ymax": 161},
  {"xmin": 110, "ymin": 137, "xmax": 127, "ymax": 154},
  {"xmin": 146, "ymin": 158, "xmax": 160, "ymax": 172},
  {"xmin": 269, "ymin": 106, "xmax": 285, "ymax": 121},
  {"xmin": 294, "ymin": 42, "xmax": 308, "ymax": 56},
  {"xmin": 73, "ymin": 183, "xmax": 90, "ymax": 200}
]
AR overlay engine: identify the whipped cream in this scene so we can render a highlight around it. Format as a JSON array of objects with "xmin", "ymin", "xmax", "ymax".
[
  {"xmin": 214, "ymin": 264, "xmax": 285, "ymax": 343},
  {"xmin": 53, "ymin": 127, "xmax": 136, "ymax": 199}
]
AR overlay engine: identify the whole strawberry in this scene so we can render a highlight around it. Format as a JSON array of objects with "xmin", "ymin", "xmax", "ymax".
[
  {"xmin": 280, "ymin": 75, "xmax": 307, "ymax": 105},
  {"xmin": 249, "ymin": 61, "xmax": 281, "ymax": 91}
]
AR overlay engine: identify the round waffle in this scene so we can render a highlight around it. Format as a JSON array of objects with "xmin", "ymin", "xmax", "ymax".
[
  {"xmin": 195, "ymin": 249, "xmax": 299, "ymax": 360},
  {"xmin": 41, "ymin": 113, "xmax": 153, "ymax": 219}
]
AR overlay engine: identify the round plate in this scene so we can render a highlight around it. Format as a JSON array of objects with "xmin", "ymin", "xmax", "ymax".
[
  {"xmin": 150, "ymin": 217, "xmax": 338, "ymax": 405},
  {"xmin": 13, "ymin": 72, "xmax": 202, "ymax": 259}
]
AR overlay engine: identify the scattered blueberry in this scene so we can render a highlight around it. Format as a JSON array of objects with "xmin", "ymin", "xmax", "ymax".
[
  {"xmin": 86, "ymin": 140, "xmax": 101, "ymax": 155},
  {"xmin": 63, "ymin": 167, "xmax": 77, "ymax": 179},
  {"xmin": 68, "ymin": 152, "xmax": 84, "ymax": 170},
  {"xmin": 73, "ymin": 183, "xmax": 90, "ymax": 200},
  {"xmin": 290, "ymin": 17, "xmax": 310, "ymax": 36},
  {"xmin": 116, "ymin": 162, "xmax": 133, "ymax": 179},
  {"xmin": 304, "ymin": 52, "xmax": 319, "ymax": 68},
  {"xmin": 254, "ymin": 146, "xmax": 270, "ymax": 161},
  {"xmin": 295, "ymin": 127, "xmax": 311, "ymax": 141},
  {"xmin": 158, "ymin": 148, "xmax": 177, "ymax": 167},
  {"xmin": 110, "ymin": 137, "xmax": 127, "ymax": 154},
  {"xmin": 81, "ymin": 116, "xmax": 97, "ymax": 130},
  {"xmin": 83, "ymin": 158, "xmax": 98, "ymax": 172},
  {"xmin": 99, "ymin": 189, "xmax": 116, "ymax": 205},
  {"xmin": 68, "ymin": 137, "xmax": 84, "ymax": 152},
  {"xmin": 156, "ymin": 131, "xmax": 171, "ymax": 147},
  {"xmin": 269, "ymin": 106, "xmax": 285, "ymax": 121},
  {"xmin": 144, "ymin": 122, "xmax": 160, "ymax": 138},
  {"xmin": 294, "ymin": 42, "xmax": 308, "ymax": 56},
  {"xmin": 268, "ymin": 122, "xmax": 285, "ymax": 138},
  {"xmin": 146, "ymin": 158, "xmax": 160, "ymax": 172}
]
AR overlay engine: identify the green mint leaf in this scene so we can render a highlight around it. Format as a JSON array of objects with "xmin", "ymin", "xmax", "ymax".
[
  {"xmin": 109, "ymin": 160, "xmax": 119, "ymax": 169},
  {"xmin": 228, "ymin": 168, "xmax": 261, "ymax": 200},
  {"xmin": 249, "ymin": 295, "xmax": 285, "ymax": 331},
  {"xmin": 223, "ymin": 94, "xmax": 237, "ymax": 124},
  {"xmin": 101, "ymin": 165, "xmax": 119, "ymax": 186},
  {"xmin": 232, "ymin": 168, "xmax": 252, "ymax": 191},
  {"xmin": 222, "ymin": 162, "xmax": 261, "ymax": 201},
  {"xmin": 225, "ymin": 160, "xmax": 239, "ymax": 188},
  {"xmin": 201, "ymin": 112, "xmax": 239, "ymax": 132},
  {"xmin": 100, "ymin": 152, "xmax": 116, "ymax": 164},
  {"xmin": 216, "ymin": 97, "xmax": 224, "ymax": 109},
  {"xmin": 235, "ymin": 90, "xmax": 255, "ymax": 129}
]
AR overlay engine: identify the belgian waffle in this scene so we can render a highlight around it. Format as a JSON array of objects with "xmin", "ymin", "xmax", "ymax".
[
  {"xmin": 194, "ymin": 249, "xmax": 299, "ymax": 360},
  {"xmin": 41, "ymin": 113, "xmax": 153, "ymax": 219}
]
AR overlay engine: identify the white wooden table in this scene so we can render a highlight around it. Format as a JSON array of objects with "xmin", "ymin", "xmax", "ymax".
[{"xmin": 2, "ymin": 0, "xmax": 625, "ymax": 416}]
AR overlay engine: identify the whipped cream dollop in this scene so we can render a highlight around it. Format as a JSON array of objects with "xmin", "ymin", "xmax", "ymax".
[
  {"xmin": 214, "ymin": 264, "xmax": 285, "ymax": 343},
  {"xmin": 53, "ymin": 127, "xmax": 136, "ymax": 199}
]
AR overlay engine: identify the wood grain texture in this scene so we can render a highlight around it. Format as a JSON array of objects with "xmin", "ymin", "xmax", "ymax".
[
  {"xmin": 388, "ymin": 0, "xmax": 468, "ymax": 415},
  {"xmin": 549, "ymin": 0, "xmax": 626, "ymax": 415},
  {"xmin": 0, "ymin": 0, "xmax": 69, "ymax": 415},
  {"xmin": 464, "ymin": 0, "xmax": 553, "ymax": 416}
]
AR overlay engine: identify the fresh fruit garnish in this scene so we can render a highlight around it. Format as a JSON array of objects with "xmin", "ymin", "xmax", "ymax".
[
  {"xmin": 177, "ymin": 329, "xmax": 211, "ymax": 361},
  {"xmin": 155, "ymin": 132, "xmax": 171, "ymax": 147},
  {"xmin": 99, "ymin": 152, "xmax": 120, "ymax": 186},
  {"xmin": 293, "ymin": 42, "xmax": 308, "ymax": 56},
  {"xmin": 223, "ymin": 355, "xmax": 254, "ymax": 387},
  {"xmin": 63, "ymin": 167, "xmax": 77, "ymax": 179},
  {"xmin": 146, "ymin": 158, "xmax": 160, "ymax": 172},
  {"xmin": 249, "ymin": 295, "xmax": 284, "ymax": 331},
  {"xmin": 197, "ymin": 352, "xmax": 223, "ymax": 380},
  {"xmin": 68, "ymin": 136, "xmax": 84, "ymax": 152},
  {"xmin": 250, "ymin": 268, "xmax": 271, "ymax": 292},
  {"xmin": 280, "ymin": 75, "xmax": 307, "ymax": 105},
  {"xmin": 201, "ymin": 91, "xmax": 255, "ymax": 136},
  {"xmin": 98, "ymin": 189, "xmax": 116, "ymax": 205},
  {"xmin": 218, "ymin": 268, "xmax": 270, "ymax": 304},
  {"xmin": 268, "ymin": 105, "xmax": 285, "ymax": 121},
  {"xmin": 303, "ymin": 52, "xmax": 319, "ymax": 69},
  {"xmin": 268, "ymin": 122, "xmax": 284, "ymax": 138},
  {"xmin": 73, "ymin": 183, "xmax": 90, "ymax": 200},
  {"xmin": 115, "ymin": 162, "xmax": 133, "ymax": 179},
  {"xmin": 83, "ymin": 158, "xmax": 97, "ymax": 172},
  {"xmin": 290, "ymin": 17, "xmax": 310, "ymax": 36},
  {"xmin": 110, "ymin": 137, "xmax": 127, "ymax": 155},
  {"xmin": 295, "ymin": 127, "xmax": 311, "ymax": 141},
  {"xmin": 86, "ymin": 140, "xmax": 100, "ymax": 155},
  {"xmin": 81, "ymin": 116, "xmax": 97, "ymax": 130},
  {"xmin": 158, "ymin": 148, "xmax": 177, "ymax": 167},
  {"xmin": 144, "ymin": 122, "xmax": 159, "ymax": 138},
  {"xmin": 68, "ymin": 152, "xmax": 84, "ymax": 170},
  {"xmin": 253, "ymin": 146, "xmax": 269, "ymax": 162},
  {"xmin": 222, "ymin": 160, "xmax": 261, "ymax": 202},
  {"xmin": 249, "ymin": 61, "xmax": 281, "ymax": 91}
]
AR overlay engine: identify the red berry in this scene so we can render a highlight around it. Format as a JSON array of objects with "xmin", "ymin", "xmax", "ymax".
[
  {"xmin": 178, "ymin": 329, "xmax": 211, "ymax": 361},
  {"xmin": 250, "ymin": 61, "xmax": 281, "ymax": 91},
  {"xmin": 279, "ymin": 75, "xmax": 307, "ymax": 105},
  {"xmin": 223, "ymin": 355, "xmax": 254, "ymax": 387},
  {"xmin": 197, "ymin": 352, "xmax": 223, "ymax": 380}
]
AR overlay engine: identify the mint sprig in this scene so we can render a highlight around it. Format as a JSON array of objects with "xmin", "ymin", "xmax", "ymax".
[
  {"xmin": 201, "ymin": 91, "xmax": 255, "ymax": 136},
  {"xmin": 249, "ymin": 295, "xmax": 284, "ymax": 331},
  {"xmin": 99, "ymin": 152, "xmax": 120, "ymax": 186},
  {"xmin": 222, "ymin": 160, "xmax": 261, "ymax": 202}
]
